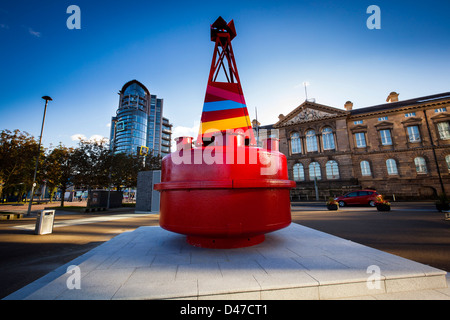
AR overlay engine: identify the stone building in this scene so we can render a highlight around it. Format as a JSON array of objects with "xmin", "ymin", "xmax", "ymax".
[{"xmin": 270, "ymin": 92, "xmax": 450, "ymax": 200}]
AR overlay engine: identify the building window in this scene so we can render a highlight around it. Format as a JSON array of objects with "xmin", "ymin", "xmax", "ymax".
[
  {"xmin": 380, "ymin": 129, "xmax": 392, "ymax": 145},
  {"xmin": 378, "ymin": 116, "xmax": 388, "ymax": 121},
  {"xmin": 293, "ymin": 163, "xmax": 304, "ymax": 181},
  {"xmin": 386, "ymin": 159, "xmax": 398, "ymax": 175},
  {"xmin": 360, "ymin": 160, "xmax": 371, "ymax": 176},
  {"xmin": 437, "ymin": 122, "xmax": 450, "ymax": 140},
  {"xmin": 435, "ymin": 107, "xmax": 447, "ymax": 113},
  {"xmin": 414, "ymin": 157, "xmax": 427, "ymax": 174},
  {"xmin": 161, "ymin": 146, "xmax": 170, "ymax": 153},
  {"xmin": 354, "ymin": 120, "xmax": 363, "ymax": 125},
  {"xmin": 290, "ymin": 132, "xmax": 302, "ymax": 154},
  {"xmin": 446, "ymin": 155, "xmax": 450, "ymax": 172},
  {"xmin": 306, "ymin": 130, "xmax": 318, "ymax": 152},
  {"xmin": 325, "ymin": 160, "xmax": 339, "ymax": 179},
  {"xmin": 322, "ymin": 127, "xmax": 335, "ymax": 150},
  {"xmin": 309, "ymin": 162, "xmax": 321, "ymax": 180},
  {"xmin": 405, "ymin": 112, "xmax": 416, "ymax": 117},
  {"xmin": 355, "ymin": 132, "xmax": 366, "ymax": 148},
  {"xmin": 407, "ymin": 125, "xmax": 421, "ymax": 142}
]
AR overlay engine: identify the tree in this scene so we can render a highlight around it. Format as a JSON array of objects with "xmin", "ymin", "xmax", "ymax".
[
  {"xmin": 0, "ymin": 129, "xmax": 41, "ymax": 202},
  {"xmin": 71, "ymin": 139, "xmax": 110, "ymax": 191},
  {"xmin": 108, "ymin": 152, "xmax": 140, "ymax": 191},
  {"xmin": 43, "ymin": 144, "xmax": 75, "ymax": 207},
  {"xmin": 144, "ymin": 153, "xmax": 162, "ymax": 171},
  {"xmin": 106, "ymin": 151, "xmax": 161, "ymax": 191}
]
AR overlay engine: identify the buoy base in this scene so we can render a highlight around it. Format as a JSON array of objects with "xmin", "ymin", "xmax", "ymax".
[{"xmin": 186, "ymin": 234, "xmax": 265, "ymax": 249}]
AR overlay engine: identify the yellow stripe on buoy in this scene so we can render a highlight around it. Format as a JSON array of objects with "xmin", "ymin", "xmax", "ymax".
[{"xmin": 200, "ymin": 115, "xmax": 251, "ymax": 134}]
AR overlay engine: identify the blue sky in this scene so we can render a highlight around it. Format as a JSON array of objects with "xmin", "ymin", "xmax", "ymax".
[{"xmin": 1, "ymin": 0, "xmax": 449, "ymax": 150}]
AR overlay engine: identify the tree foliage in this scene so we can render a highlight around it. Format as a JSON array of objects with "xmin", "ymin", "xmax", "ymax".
[
  {"xmin": 0, "ymin": 129, "xmax": 42, "ymax": 201},
  {"xmin": 43, "ymin": 144, "xmax": 75, "ymax": 206},
  {"xmin": 71, "ymin": 139, "xmax": 110, "ymax": 191},
  {"xmin": 0, "ymin": 129, "xmax": 163, "ymax": 205}
]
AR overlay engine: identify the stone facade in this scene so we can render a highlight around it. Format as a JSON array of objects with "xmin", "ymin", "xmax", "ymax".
[{"xmin": 269, "ymin": 92, "xmax": 450, "ymax": 200}]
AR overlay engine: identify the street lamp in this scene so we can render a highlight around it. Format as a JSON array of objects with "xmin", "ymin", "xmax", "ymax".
[
  {"xmin": 27, "ymin": 96, "xmax": 52, "ymax": 216},
  {"xmin": 106, "ymin": 118, "xmax": 118, "ymax": 210}
]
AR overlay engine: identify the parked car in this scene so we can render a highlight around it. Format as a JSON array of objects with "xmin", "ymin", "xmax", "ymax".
[{"xmin": 334, "ymin": 189, "xmax": 380, "ymax": 207}]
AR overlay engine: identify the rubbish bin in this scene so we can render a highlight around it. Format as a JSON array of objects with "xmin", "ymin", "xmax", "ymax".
[{"xmin": 35, "ymin": 210, "xmax": 55, "ymax": 235}]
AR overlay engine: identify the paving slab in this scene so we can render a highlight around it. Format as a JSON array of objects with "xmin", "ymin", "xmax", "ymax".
[{"xmin": 3, "ymin": 223, "xmax": 449, "ymax": 300}]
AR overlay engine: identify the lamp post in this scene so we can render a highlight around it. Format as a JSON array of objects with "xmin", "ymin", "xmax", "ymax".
[
  {"xmin": 106, "ymin": 118, "xmax": 118, "ymax": 209},
  {"xmin": 423, "ymin": 109, "xmax": 446, "ymax": 196},
  {"xmin": 27, "ymin": 96, "xmax": 52, "ymax": 216}
]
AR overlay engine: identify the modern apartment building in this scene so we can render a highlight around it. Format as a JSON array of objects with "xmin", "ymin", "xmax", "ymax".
[{"xmin": 110, "ymin": 80, "xmax": 172, "ymax": 157}]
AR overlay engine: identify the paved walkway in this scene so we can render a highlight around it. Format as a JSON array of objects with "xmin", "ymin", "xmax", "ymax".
[
  {"xmin": 0, "ymin": 200, "xmax": 138, "ymax": 213},
  {"xmin": 1, "ymin": 201, "xmax": 449, "ymax": 300},
  {"xmin": 0, "ymin": 206, "xmax": 157, "ymax": 299},
  {"xmin": 4, "ymin": 224, "xmax": 449, "ymax": 300},
  {"xmin": 13, "ymin": 212, "xmax": 151, "ymax": 231}
]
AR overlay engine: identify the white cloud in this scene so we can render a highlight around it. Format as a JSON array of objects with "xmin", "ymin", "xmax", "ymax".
[
  {"xmin": 172, "ymin": 122, "xmax": 199, "ymax": 138},
  {"xmin": 71, "ymin": 133, "xmax": 86, "ymax": 141},
  {"xmin": 89, "ymin": 135, "xmax": 107, "ymax": 143},
  {"xmin": 71, "ymin": 134, "xmax": 107, "ymax": 143},
  {"xmin": 171, "ymin": 121, "xmax": 200, "ymax": 150},
  {"xmin": 28, "ymin": 27, "xmax": 41, "ymax": 37}
]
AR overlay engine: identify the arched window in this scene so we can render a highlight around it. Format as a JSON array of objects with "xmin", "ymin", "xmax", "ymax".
[
  {"xmin": 290, "ymin": 132, "xmax": 301, "ymax": 154},
  {"xmin": 414, "ymin": 157, "xmax": 427, "ymax": 174},
  {"xmin": 386, "ymin": 159, "xmax": 398, "ymax": 175},
  {"xmin": 446, "ymin": 155, "xmax": 450, "ymax": 172},
  {"xmin": 293, "ymin": 163, "xmax": 304, "ymax": 181},
  {"xmin": 326, "ymin": 160, "xmax": 339, "ymax": 179},
  {"xmin": 309, "ymin": 162, "xmax": 321, "ymax": 180},
  {"xmin": 322, "ymin": 127, "xmax": 335, "ymax": 150},
  {"xmin": 306, "ymin": 130, "xmax": 318, "ymax": 152},
  {"xmin": 360, "ymin": 160, "xmax": 371, "ymax": 176}
]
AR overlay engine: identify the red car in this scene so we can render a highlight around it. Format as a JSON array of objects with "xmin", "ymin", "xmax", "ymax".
[{"xmin": 335, "ymin": 189, "xmax": 380, "ymax": 207}]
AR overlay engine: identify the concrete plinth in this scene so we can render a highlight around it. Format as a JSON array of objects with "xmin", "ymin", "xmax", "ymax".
[
  {"xmin": 4, "ymin": 224, "xmax": 448, "ymax": 300},
  {"xmin": 135, "ymin": 171, "xmax": 161, "ymax": 214}
]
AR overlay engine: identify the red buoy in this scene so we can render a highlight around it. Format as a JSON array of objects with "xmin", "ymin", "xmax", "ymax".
[{"xmin": 154, "ymin": 17, "xmax": 295, "ymax": 248}]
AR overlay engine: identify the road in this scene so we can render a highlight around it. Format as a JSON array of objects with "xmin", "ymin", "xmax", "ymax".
[
  {"xmin": 291, "ymin": 201, "xmax": 450, "ymax": 273},
  {"xmin": 0, "ymin": 201, "xmax": 449, "ymax": 299},
  {"xmin": 0, "ymin": 205, "xmax": 159, "ymax": 299}
]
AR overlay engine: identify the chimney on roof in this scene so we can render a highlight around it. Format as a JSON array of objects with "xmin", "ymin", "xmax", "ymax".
[
  {"xmin": 278, "ymin": 114, "xmax": 285, "ymax": 121},
  {"xmin": 344, "ymin": 101, "xmax": 353, "ymax": 111},
  {"xmin": 386, "ymin": 91, "xmax": 399, "ymax": 103},
  {"xmin": 252, "ymin": 119, "xmax": 260, "ymax": 127}
]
